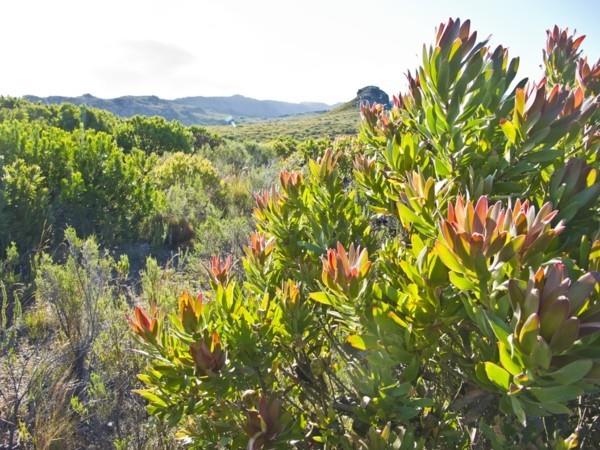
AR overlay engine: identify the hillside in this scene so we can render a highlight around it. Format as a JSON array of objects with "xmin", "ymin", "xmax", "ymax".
[
  {"xmin": 211, "ymin": 108, "xmax": 360, "ymax": 141},
  {"xmin": 24, "ymin": 93, "xmax": 333, "ymax": 125},
  {"xmin": 209, "ymin": 86, "xmax": 390, "ymax": 141}
]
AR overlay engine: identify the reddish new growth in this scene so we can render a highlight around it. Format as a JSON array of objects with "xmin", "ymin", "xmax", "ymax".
[
  {"xmin": 509, "ymin": 263, "xmax": 600, "ymax": 354},
  {"xmin": 279, "ymin": 170, "xmax": 303, "ymax": 193},
  {"xmin": 128, "ymin": 305, "xmax": 158, "ymax": 342},
  {"xmin": 210, "ymin": 255, "xmax": 233, "ymax": 285},
  {"xmin": 244, "ymin": 395, "xmax": 283, "ymax": 450},
  {"xmin": 322, "ymin": 242, "xmax": 371, "ymax": 292},
  {"xmin": 254, "ymin": 187, "xmax": 281, "ymax": 210},
  {"xmin": 545, "ymin": 25, "xmax": 585, "ymax": 58},
  {"xmin": 189, "ymin": 331, "xmax": 225, "ymax": 376},
  {"xmin": 247, "ymin": 232, "xmax": 274, "ymax": 261},
  {"xmin": 439, "ymin": 196, "xmax": 565, "ymax": 267},
  {"xmin": 577, "ymin": 58, "xmax": 600, "ymax": 92},
  {"xmin": 353, "ymin": 154, "xmax": 376, "ymax": 175},
  {"xmin": 435, "ymin": 18, "xmax": 476, "ymax": 49}
]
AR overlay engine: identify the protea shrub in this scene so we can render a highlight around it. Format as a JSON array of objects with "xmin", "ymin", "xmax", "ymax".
[{"xmin": 132, "ymin": 18, "xmax": 600, "ymax": 449}]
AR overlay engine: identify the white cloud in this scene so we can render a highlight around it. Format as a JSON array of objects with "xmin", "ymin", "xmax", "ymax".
[{"xmin": 117, "ymin": 40, "xmax": 196, "ymax": 71}]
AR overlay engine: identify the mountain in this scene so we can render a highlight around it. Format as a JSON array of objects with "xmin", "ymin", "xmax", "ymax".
[
  {"xmin": 24, "ymin": 93, "xmax": 334, "ymax": 125},
  {"xmin": 329, "ymin": 85, "xmax": 391, "ymax": 113}
]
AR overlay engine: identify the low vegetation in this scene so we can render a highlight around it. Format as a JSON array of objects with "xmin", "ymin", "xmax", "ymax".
[{"xmin": 211, "ymin": 107, "xmax": 359, "ymax": 141}]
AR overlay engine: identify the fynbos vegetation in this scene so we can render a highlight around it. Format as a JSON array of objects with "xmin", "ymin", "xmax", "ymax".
[
  {"xmin": 1, "ymin": 16, "xmax": 599, "ymax": 450},
  {"xmin": 131, "ymin": 19, "xmax": 600, "ymax": 449}
]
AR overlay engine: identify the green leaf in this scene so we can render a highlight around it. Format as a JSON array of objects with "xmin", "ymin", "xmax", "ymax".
[
  {"xmin": 166, "ymin": 405, "xmax": 184, "ymax": 426},
  {"xmin": 347, "ymin": 335, "xmax": 366, "ymax": 351},
  {"xmin": 488, "ymin": 316, "xmax": 511, "ymax": 342},
  {"xmin": 530, "ymin": 337, "xmax": 552, "ymax": 370},
  {"xmin": 298, "ymin": 240, "xmax": 325, "ymax": 255},
  {"xmin": 137, "ymin": 374, "xmax": 153, "ymax": 385},
  {"xmin": 529, "ymin": 385, "xmax": 583, "ymax": 404},
  {"xmin": 478, "ymin": 420, "xmax": 507, "ymax": 448},
  {"xmin": 397, "ymin": 202, "xmax": 421, "ymax": 228},
  {"xmin": 399, "ymin": 429, "xmax": 417, "ymax": 450},
  {"xmin": 387, "ymin": 311, "xmax": 409, "ymax": 328},
  {"xmin": 514, "ymin": 87, "xmax": 525, "ymax": 118},
  {"xmin": 521, "ymin": 149, "xmax": 561, "ymax": 164},
  {"xmin": 511, "ymin": 397, "xmax": 527, "ymax": 426},
  {"xmin": 500, "ymin": 119, "xmax": 517, "ymax": 144},
  {"xmin": 549, "ymin": 360, "xmax": 593, "ymax": 385},
  {"xmin": 134, "ymin": 389, "xmax": 168, "ymax": 408},
  {"xmin": 309, "ymin": 291, "xmax": 333, "ymax": 305},
  {"xmin": 402, "ymin": 357, "xmax": 420, "ymax": 383},
  {"xmin": 540, "ymin": 402, "xmax": 572, "ymax": 415},
  {"xmin": 434, "ymin": 241, "xmax": 464, "ymax": 274},
  {"xmin": 433, "ymin": 156, "xmax": 452, "ymax": 177},
  {"xmin": 518, "ymin": 313, "xmax": 540, "ymax": 354},
  {"xmin": 483, "ymin": 362, "xmax": 511, "ymax": 390},
  {"xmin": 411, "ymin": 233, "xmax": 426, "ymax": 255},
  {"xmin": 428, "ymin": 254, "xmax": 449, "ymax": 286},
  {"xmin": 426, "ymin": 105, "xmax": 437, "ymax": 132},
  {"xmin": 498, "ymin": 341, "xmax": 522, "ymax": 376},
  {"xmin": 448, "ymin": 37, "xmax": 463, "ymax": 61},
  {"xmin": 449, "ymin": 271, "xmax": 476, "ymax": 290}
]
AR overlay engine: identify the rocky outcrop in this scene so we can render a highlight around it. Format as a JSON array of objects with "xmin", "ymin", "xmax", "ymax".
[{"xmin": 354, "ymin": 86, "xmax": 390, "ymax": 107}]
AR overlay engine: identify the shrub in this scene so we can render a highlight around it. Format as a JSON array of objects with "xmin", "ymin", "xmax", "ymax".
[
  {"xmin": 270, "ymin": 136, "xmax": 298, "ymax": 157},
  {"xmin": 132, "ymin": 19, "xmax": 600, "ymax": 449},
  {"xmin": 201, "ymin": 140, "xmax": 251, "ymax": 172},
  {"xmin": 25, "ymin": 230, "xmax": 163, "ymax": 448},
  {"xmin": 189, "ymin": 125, "xmax": 224, "ymax": 150},
  {"xmin": 1, "ymin": 159, "xmax": 49, "ymax": 251},
  {"xmin": 124, "ymin": 116, "xmax": 193, "ymax": 154},
  {"xmin": 152, "ymin": 152, "xmax": 222, "ymax": 197},
  {"xmin": 35, "ymin": 228, "xmax": 116, "ymax": 382},
  {"xmin": 0, "ymin": 98, "xmax": 117, "ymax": 134},
  {"xmin": 0, "ymin": 120, "xmax": 159, "ymax": 251}
]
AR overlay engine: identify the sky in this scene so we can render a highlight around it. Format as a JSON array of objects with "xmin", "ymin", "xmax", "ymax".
[{"xmin": 0, "ymin": 0, "xmax": 598, "ymax": 104}]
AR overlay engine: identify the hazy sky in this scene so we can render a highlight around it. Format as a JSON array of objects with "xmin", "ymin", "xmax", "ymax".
[{"xmin": 1, "ymin": 0, "xmax": 598, "ymax": 104}]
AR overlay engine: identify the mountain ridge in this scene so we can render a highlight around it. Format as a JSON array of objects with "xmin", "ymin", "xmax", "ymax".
[{"xmin": 24, "ymin": 93, "xmax": 335, "ymax": 125}]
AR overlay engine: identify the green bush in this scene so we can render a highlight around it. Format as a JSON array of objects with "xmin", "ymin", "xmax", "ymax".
[
  {"xmin": 121, "ymin": 115, "xmax": 193, "ymax": 154},
  {"xmin": 0, "ymin": 120, "xmax": 159, "ymax": 252},
  {"xmin": 0, "ymin": 98, "xmax": 117, "ymax": 133},
  {"xmin": 189, "ymin": 125, "xmax": 224, "ymax": 150},
  {"xmin": 1, "ymin": 159, "xmax": 49, "ymax": 251},
  {"xmin": 132, "ymin": 19, "xmax": 600, "ymax": 449},
  {"xmin": 152, "ymin": 152, "xmax": 222, "ymax": 196}
]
